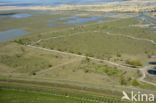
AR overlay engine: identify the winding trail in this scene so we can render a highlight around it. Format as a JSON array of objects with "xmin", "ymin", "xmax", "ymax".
[
  {"xmin": 32, "ymin": 31, "xmax": 94, "ymax": 45},
  {"xmin": 32, "ymin": 30, "xmax": 156, "ymax": 46},
  {"xmin": 28, "ymin": 20, "xmax": 156, "ymax": 87},
  {"xmin": 27, "ymin": 44, "xmax": 156, "ymax": 87},
  {"xmin": 27, "ymin": 45, "xmax": 133, "ymax": 70},
  {"xmin": 138, "ymin": 66, "xmax": 156, "ymax": 86},
  {"xmin": 105, "ymin": 32, "xmax": 156, "ymax": 45},
  {"xmin": 26, "ymin": 45, "xmax": 156, "ymax": 93},
  {"xmin": 36, "ymin": 59, "xmax": 81, "ymax": 75}
]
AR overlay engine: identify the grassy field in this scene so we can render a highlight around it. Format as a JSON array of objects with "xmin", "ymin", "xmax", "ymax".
[
  {"xmin": 28, "ymin": 17, "xmax": 156, "ymax": 66},
  {"xmin": 0, "ymin": 89, "xmax": 96, "ymax": 103},
  {"xmin": 0, "ymin": 42, "xmax": 139, "ymax": 87},
  {"xmin": 0, "ymin": 81, "xmax": 152, "ymax": 103},
  {"xmin": 0, "ymin": 42, "xmax": 77, "ymax": 77},
  {"xmin": 0, "ymin": 10, "xmax": 156, "ymax": 103}
]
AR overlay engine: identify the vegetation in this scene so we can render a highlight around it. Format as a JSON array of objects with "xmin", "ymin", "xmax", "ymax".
[
  {"xmin": 95, "ymin": 65, "xmax": 120, "ymax": 76},
  {"xmin": 0, "ymin": 89, "xmax": 96, "ymax": 103},
  {"xmin": 126, "ymin": 59, "xmax": 142, "ymax": 68},
  {"xmin": 0, "ymin": 43, "xmax": 76, "ymax": 75},
  {"xmin": 0, "ymin": 10, "xmax": 156, "ymax": 103},
  {"xmin": 131, "ymin": 79, "xmax": 140, "ymax": 86}
]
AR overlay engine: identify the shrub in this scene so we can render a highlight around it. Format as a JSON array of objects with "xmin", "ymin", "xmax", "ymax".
[
  {"xmin": 32, "ymin": 72, "xmax": 36, "ymax": 75},
  {"xmin": 131, "ymin": 79, "xmax": 140, "ymax": 86},
  {"xmin": 84, "ymin": 69, "xmax": 89, "ymax": 73},
  {"xmin": 96, "ymin": 65, "xmax": 120, "ymax": 76},
  {"xmin": 144, "ymin": 51, "xmax": 148, "ymax": 54},
  {"xmin": 120, "ymin": 76, "xmax": 127, "ymax": 85},
  {"xmin": 126, "ymin": 59, "xmax": 142, "ymax": 67},
  {"xmin": 77, "ymin": 52, "xmax": 82, "ymax": 55},
  {"xmin": 116, "ymin": 53, "xmax": 121, "ymax": 57},
  {"xmin": 14, "ymin": 39, "xmax": 24, "ymax": 45},
  {"xmin": 85, "ymin": 56, "xmax": 90, "ymax": 62},
  {"xmin": 48, "ymin": 64, "xmax": 53, "ymax": 68}
]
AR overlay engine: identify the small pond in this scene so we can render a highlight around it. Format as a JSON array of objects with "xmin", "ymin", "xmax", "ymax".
[
  {"xmin": 148, "ymin": 69, "xmax": 156, "ymax": 75},
  {"xmin": 11, "ymin": 13, "xmax": 32, "ymax": 19},
  {"xmin": 0, "ymin": 29, "xmax": 28, "ymax": 42},
  {"xmin": 65, "ymin": 16, "xmax": 102, "ymax": 24},
  {"xmin": 149, "ymin": 62, "xmax": 156, "ymax": 65}
]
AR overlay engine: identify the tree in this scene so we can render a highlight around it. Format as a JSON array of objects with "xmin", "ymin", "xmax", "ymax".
[{"xmin": 126, "ymin": 59, "xmax": 142, "ymax": 67}]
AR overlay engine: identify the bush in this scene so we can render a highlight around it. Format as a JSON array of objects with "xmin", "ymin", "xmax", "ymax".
[
  {"xmin": 85, "ymin": 56, "xmax": 90, "ymax": 62},
  {"xmin": 32, "ymin": 72, "xmax": 36, "ymax": 75},
  {"xmin": 120, "ymin": 76, "xmax": 127, "ymax": 85},
  {"xmin": 116, "ymin": 53, "xmax": 121, "ymax": 57},
  {"xmin": 14, "ymin": 39, "xmax": 24, "ymax": 45},
  {"xmin": 126, "ymin": 59, "xmax": 142, "ymax": 67},
  {"xmin": 48, "ymin": 64, "xmax": 53, "ymax": 68},
  {"xmin": 131, "ymin": 79, "xmax": 140, "ymax": 86},
  {"xmin": 96, "ymin": 65, "xmax": 120, "ymax": 76},
  {"xmin": 84, "ymin": 69, "xmax": 89, "ymax": 73},
  {"xmin": 77, "ymin": 52, "xmax": 82, "ymax": 55}
]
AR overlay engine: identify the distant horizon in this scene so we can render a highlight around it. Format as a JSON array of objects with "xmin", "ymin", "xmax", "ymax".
[{"xmin": 0, "ymin": 0, "xmax": 123, "ymax": 6}]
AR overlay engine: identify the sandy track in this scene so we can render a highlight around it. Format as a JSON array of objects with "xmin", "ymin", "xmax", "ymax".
[
  {"xmin": 36, "ymin": 59, "xmax": 81, "ymax": 75},
  {"xmin": 27, "ymin": 45, "xmax": 133, "ymax": 70},
  {"xmin": 138, "ymin": 66, "xmax": 156, "ymax": 86}
]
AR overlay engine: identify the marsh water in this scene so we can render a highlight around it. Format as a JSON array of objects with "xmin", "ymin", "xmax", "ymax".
[
  {"xmin": 0, "ymin": 0, "xmax": 124, "ymax": 6},
  {"xmin": 11, "ymin": 14, "xmax": 32, "ymax": 19},
  {"xmin": 0, "ymin": 0, "xmax": 156, "ymax": 42},
  {"xmin": 1, "ymin": 12, "xmax": 156, "ymax": 42},
  {"xmin": 0, "ymin": 29, "xmax": 28, "ymax": 42}
]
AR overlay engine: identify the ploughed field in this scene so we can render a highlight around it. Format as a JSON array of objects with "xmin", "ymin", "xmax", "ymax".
[{"xmin": 0, "ymin": 10, "xmax": 156, "ymax": 103}]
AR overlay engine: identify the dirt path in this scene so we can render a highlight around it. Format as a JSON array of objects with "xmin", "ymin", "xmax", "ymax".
[
  {"xmin": 33, "ymin": 31, "xmax": 95, "ymax": 45},
  {"xmin": 105, "ymin": 32, "xmax": 156, "ymax": 45},
  {"xmin": 28, "ymin": 23, "xmax": 156, "ymax": 87},
  {"xmin": 32, "ymin": 30, "xmax": 156, "ymax": 46},
  {"xmin": 36, "ymin": 59, "xmax": 81, "ymax": 75},
  {"xmin": 27, "ymin": 45, "xmax": 156, "ymax": 87},
  {"xmin": 138, "ymin": 66, "xmax": 156, "ymax": 86},
  {"xmin": 27, "ymin": 45, "xmax": 133, "ymax": 70}
]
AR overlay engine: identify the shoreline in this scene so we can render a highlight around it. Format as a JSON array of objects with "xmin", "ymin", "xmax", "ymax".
[{"xmin": 0, "ymin": 0, "xmax": 156, "ymax": 13}]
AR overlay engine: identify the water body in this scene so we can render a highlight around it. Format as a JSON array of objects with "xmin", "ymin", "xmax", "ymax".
[
  {"xmin": 66, "ymin": 16, "xmax": 101, "ymax": 24},
  {"xmin": 47, "ymin": 13, "xmax": 135, "ymax": 27},
  {"xmin": 0, "ymin": 0, "xmax": 123, "ymax": 6},
  {"xmin": 138, "ymin": 13, "xmax": 156, "ymax": 24},
  {"xmin": 11, "ymin": 14, "xmax": 32, "ymax": 19},
  {"xmin": 0, "ymin": 29, "xmax": 28, "ymax": 42},
  {"xmin": 47, "ymin": 15, "xmax": 103, "ymax": 26},
  {"xmin": 136, "ymin": 13, "xmax": 156, "ymax": 33},
  {"xmin": 0, "ymin": 13, "xmax": 32, "ymax": 19},
  {"xmin": 148, "ymin": 69, "xmax": 156, "ymax": 75}
]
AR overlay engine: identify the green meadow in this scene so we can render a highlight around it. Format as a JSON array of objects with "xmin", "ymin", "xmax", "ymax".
[{"xmin": 0, "ymin": 89, "xmax": 96, "ymax": 103}]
